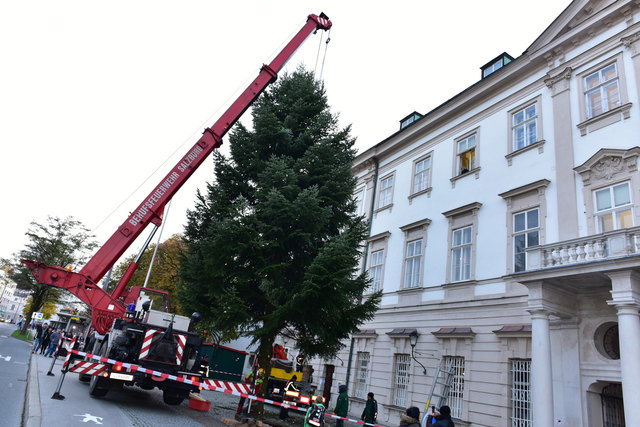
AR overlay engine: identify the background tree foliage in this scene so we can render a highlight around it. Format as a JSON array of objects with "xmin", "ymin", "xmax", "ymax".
[
  {"xmin": 1, "ymin": 216, "xmax": 97, "ymax": 332},
  {"xmin": 179, "ymin": 68, "xmax": 381, "ymax": 411},
  {"xmin": 111, "ymin": 234, "xmax": 187, "ymax": 315}
]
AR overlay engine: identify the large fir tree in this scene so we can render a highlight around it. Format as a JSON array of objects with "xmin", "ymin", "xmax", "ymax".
[{"xmin": 180, "ymin": 67, "xmax": 381, "ymax": 398}]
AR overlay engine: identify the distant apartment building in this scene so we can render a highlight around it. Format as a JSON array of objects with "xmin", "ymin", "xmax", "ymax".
[
  {"xmin": 0, "ymin": 273, "xmax": 28, "ymax": 322},
  {"xmin": 311, "ymin": 1, "xmax": 640, "ymax": 426}
]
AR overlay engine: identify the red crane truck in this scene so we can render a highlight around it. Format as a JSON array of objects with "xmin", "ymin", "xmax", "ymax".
[{"xmin": 22, "ymin": 13, "xmax": 332, "ymax": 405}]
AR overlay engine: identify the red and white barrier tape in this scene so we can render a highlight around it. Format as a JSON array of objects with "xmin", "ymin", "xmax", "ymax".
[{"xmin": 66, "ymin": 349, "xmax": 384, "ymax": 427}]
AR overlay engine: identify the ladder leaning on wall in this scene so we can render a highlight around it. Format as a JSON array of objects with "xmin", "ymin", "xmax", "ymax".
[{"xmin": 422, "ymin": 358, "xmax": 455, "ymax": 426}]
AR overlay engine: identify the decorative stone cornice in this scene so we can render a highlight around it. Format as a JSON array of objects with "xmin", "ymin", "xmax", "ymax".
[
  {"xmin": 442, "ymin": 202, "xmax": 482, "ymax": 219},
  {"xmin": 499, "ymin": 179, "xmax": 551, "ymax": 200},
  {"xmin": 574, "ymin": 147, "xmax": 640, "ymax": 186},
  {"xmin": 544, "ymin": 67, "xmax": 573, "ymax": 96},
  {"xmin": 622, "ymin": 30, "xmax": 640, "ymax": 56}
]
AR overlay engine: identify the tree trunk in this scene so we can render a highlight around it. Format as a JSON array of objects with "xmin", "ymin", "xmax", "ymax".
[{"xmin": 253, "ymin": 335, "xmax": 275, "ymax": 419}]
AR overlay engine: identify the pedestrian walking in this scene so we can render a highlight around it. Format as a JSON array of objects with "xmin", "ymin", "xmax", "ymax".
[
  {"xmin": 334, "ymin": 384, "xmax": 349, "ymax": 427},
  {"xmin": 45, "ymin": 328, "xmax": 62, "ymax": 357},
  {"xmin": 361, "ymin": 392, "xmax": 378, "ymax": 425},
  {"xmin": 400, "ymin": 407, "xmax": 420, "ymax": 427}
]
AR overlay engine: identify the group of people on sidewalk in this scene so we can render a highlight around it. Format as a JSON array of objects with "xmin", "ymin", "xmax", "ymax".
[{"xmin": 31, "ymin": 322, "xmax": 64, "ymax": 357}]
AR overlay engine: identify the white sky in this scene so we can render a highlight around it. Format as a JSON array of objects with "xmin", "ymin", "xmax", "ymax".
[{"xmin": 0, "ymin": 1, "xmax": 572, "ymax": 265}]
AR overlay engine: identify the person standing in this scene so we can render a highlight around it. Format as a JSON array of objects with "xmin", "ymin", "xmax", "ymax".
[
  {"xmin": 31, "ymin": 323, "xmax": 44, "ymax": 353},
  {"xmin": 429, "ymin": 405, "xmax": 455, "ymax": 427},
  {"xmin": 304, "ymin": 396, "xmax": 326, "ymax": 427},
  {"xmin": 45, "ymin": 328, "xmax": 62, "ymax": 357},
  {"xmin": 334, "ymin": 384, "xmax": 349, "ymax": 427},
  {"xmin": 361, "ymin": 392, "xmax": 378, "ymax": 425},
  {"xmin": 400, "ymin": 407, "xmax": 420, "ymax": 427},
  {"xmin": 279, "ymin": 375, "xmax": 299, "ymax": 420},
  {"xmin": 39, "ymin": 326, "xmax": 52, "ymax": 355}
]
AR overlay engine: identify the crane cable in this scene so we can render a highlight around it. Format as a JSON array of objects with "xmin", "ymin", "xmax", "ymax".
[{"xmin": 317, "ymin": 29, "xmax": 331, "ymax": 81}]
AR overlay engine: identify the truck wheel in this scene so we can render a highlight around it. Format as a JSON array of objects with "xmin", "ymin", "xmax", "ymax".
[
  {"xmin": 162, "ymin": 390, "xmax": 185, "ymax": 406},
  {"xmin": 89, "ymin": 341, "xmax": 110, "ymax": 397}
]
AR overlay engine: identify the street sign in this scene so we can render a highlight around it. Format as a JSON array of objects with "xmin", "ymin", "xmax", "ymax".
[{"xmin": 31, "ymin": 312, "xmax": 43, "ymax": 320}]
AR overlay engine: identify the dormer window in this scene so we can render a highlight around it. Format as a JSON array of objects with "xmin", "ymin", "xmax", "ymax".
[
  {"xmin": 400, "ymin": 112, "xmax": 423, "ymax": 130},
  {"xmin": 481, "ymin": 53, "xmax": 514, "ymax": 78}
]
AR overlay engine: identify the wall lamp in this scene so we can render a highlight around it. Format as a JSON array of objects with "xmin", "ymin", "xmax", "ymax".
[{"xmin": 409, "ymin": 330, "xmax": 427, "ymax": 375}]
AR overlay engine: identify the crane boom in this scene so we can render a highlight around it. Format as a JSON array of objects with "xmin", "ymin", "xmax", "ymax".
[{"xmin": 22, "ymin": 13, "xmax": 332, "ymax": 334}]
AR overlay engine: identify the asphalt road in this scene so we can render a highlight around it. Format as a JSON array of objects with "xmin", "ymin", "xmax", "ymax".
[
  {"xmin": 0, "ymin": 322, "xmax": 31, "ymax": 427},
  {"xmin": 27, "ymin": 348, "xmax": 309, "ymax": 427}
]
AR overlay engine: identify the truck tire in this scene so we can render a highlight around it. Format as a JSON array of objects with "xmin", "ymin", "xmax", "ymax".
[
  {"xmin": 162, "ymin": 389, "xmax": 185, "ymax": 406},
  {"xmin": 89, "ymin": 340, "xmax": 110, "ymax": 397}
]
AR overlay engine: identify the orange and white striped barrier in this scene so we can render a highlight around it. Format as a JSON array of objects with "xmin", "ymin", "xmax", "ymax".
[{"xmin": 61, "ymin": 348, "xmax": 385, "ymax": 426}]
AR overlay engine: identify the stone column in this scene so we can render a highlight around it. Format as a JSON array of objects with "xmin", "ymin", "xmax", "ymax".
[
  {"xmin": 607, "ymin": 270, "xmax": 640, "ymax": 426},
  {"xmin": 544, "ymin": 67, "xmax": 578, "ymax": 240},
  {"xmin": 528, "ymin": 308, "xmax": 554, "ymax": 427}
]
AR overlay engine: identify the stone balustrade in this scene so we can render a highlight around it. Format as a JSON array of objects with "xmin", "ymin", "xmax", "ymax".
[{"xmin": 526, "ymin": 226, "xmax": 640, "ymax": 270}]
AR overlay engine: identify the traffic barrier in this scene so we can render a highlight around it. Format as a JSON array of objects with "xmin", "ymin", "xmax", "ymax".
[{"xmin": 62, "ymin": 348, "xmax": 385, "ymax": 427}]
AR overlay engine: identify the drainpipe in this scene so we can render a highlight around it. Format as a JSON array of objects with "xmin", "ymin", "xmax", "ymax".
[{"xmin": 345, "ymin": 156, "xmax": 379, "ymax": 388}]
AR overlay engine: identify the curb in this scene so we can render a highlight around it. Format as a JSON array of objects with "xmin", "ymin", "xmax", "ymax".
[{"xmin": 23, "ymin": 354, "xmax": 41, "ymax": 427}]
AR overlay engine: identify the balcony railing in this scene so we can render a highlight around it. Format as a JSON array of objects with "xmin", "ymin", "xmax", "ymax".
[{"xmin": 526, "ymin": 226, "xmax": 640, "ymax": 270}]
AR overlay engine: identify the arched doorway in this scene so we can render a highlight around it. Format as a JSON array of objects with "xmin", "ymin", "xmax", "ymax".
[{"xmin": 601, "ymin": 383, "xmax": 624, "ymax": 427}]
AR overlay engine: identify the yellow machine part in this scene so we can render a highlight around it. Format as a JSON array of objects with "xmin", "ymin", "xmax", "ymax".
[{"xmin": 270, "ymin": 367, "xmax": 303, "ymax": 381}]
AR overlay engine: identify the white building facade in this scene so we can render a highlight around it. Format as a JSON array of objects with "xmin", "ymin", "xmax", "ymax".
[
  {"xmin": 0, "ymin": 272, "xmax": 28, "ymax": 323},
  {"xmin": 313, "ymin": 1, "xmax": 640, "ymax": 426}
]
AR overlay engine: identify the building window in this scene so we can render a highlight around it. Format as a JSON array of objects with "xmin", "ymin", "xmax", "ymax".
[
  {"xmin": 514, "ymin": 208, "xmax": 539, "ymax": 272},
  {"xmin": 354, "ymin": 190, "xmax": 364, "ymax": 216},
  {"xmin": 354, "ymin": 352, "xmax": 370, "ymax": 399},
  {"xmin": 378, "ymin": 175, "xmax": 394, "ymax": 209},
  {"xmin": 456, "ymin": 134, "xmax": 477, "ymax": 175},
  {"xmin": 452, "ymin": 226, "xmax": 472, "ymax": 282},
  {"xmin": 512, "ymin": 104, "xmax": 537, "ymax": 151},
  {"xmin": 413, "ymin": 156, "xmax": 432, "ymax": 194},
  {"xmin": 444, "ymin": 356, "xmax": 465, "ymax": 418},
  {"xmin": 594, "ymin": 182, "xmax": 632, "ymax": 232},
  {"xmin": 404, "ymin": 239, "xmax": 423, "ymax": 288},
  {"xmin": 368, "ymin": 250, "xmax": 384, "ymax": 292},
  {"xmin": 511, "ymin": 359, "xmax": 532, "ymax": 427},
  {"xmin": 584, "ymin": 63, "xmax": 620, "ymax": 119},
  {"xmin": 392, "ymin": 353, "xmax": 411, "ymax": 407}
]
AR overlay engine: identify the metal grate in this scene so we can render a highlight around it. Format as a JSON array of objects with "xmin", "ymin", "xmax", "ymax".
[
  {"xmin": 511, "ymin": 359, "xmax": 532, "ymax": 427},
  {"xmin": 602, "ymin": 383, "xmax": 625, "ymax": 427},
  {"xmin": 392, "ymin": 354, "xmax": 411, "ymax": 407},
  {"xmin": 354, "ymin": 352, "xmax": 370, "ymax": 399},
  {"xmin": 444, "ymin": 356, "xmax": 465, "ymax": 418}
]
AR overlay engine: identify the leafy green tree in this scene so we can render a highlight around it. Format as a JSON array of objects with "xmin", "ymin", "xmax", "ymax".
[
  {"xmin": 180, "ymin": 67, "xmax": 381, "ymax": 414},
  {"xmin": 2, "ymin": 216, "xmax": 97, "ymax": 333},
  {"xmin": 111, "ymin": 234, "xmax": 187, "ymax": 315}
]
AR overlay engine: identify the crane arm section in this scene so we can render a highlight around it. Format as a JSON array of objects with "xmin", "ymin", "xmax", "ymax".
[{"xmin": 22, "ymin": 13, "xmax": 332, "ymax": 333}]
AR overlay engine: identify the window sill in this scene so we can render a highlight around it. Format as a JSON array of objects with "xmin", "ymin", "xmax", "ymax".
[
  {"xmin": 577, "ymin": 102, "xmax": 632, "ymax": 136},
  {"xmin": 381, "ymin": 404, "xmax": 407, "ymax": 413},
  {"xmin": 408, "ymin": 187, "xmax": 432, "ymax": 203},
  {"xmin": 397, "ymin": 286, "xmax": 423, "ymax": 294},
  {"xmin": 444, "ymin": 279, "xmax": 477, "ymax": 288},
  {"xmin": 505, "ymin": 140, "xmax": 545, "ymax": 165},
  {"xmin": 450, "ymin": 167, "xmax": 481, "ymax": 188},
  {"xmin": 373, "ymin": 203, "xmax": 393, "ymax": 214}
]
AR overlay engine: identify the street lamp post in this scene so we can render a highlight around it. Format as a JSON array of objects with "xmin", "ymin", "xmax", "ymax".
[{"xmin": 409, "ymin": 330, "xmax": 427, "ymax": 375}]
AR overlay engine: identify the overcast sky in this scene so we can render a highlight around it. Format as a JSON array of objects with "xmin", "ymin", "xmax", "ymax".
[{"xmin": 0, "ymin": 1, "xmax": 572, "ymax": 266}]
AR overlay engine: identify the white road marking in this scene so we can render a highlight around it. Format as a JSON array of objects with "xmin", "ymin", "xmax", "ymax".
[
  {"xmin": 0, "ymin": 355, "xmax": 12, "ymax": 362},
  {"xmin": 74, "ymin": 413, "xmax": 104, "ymax": 424}
]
